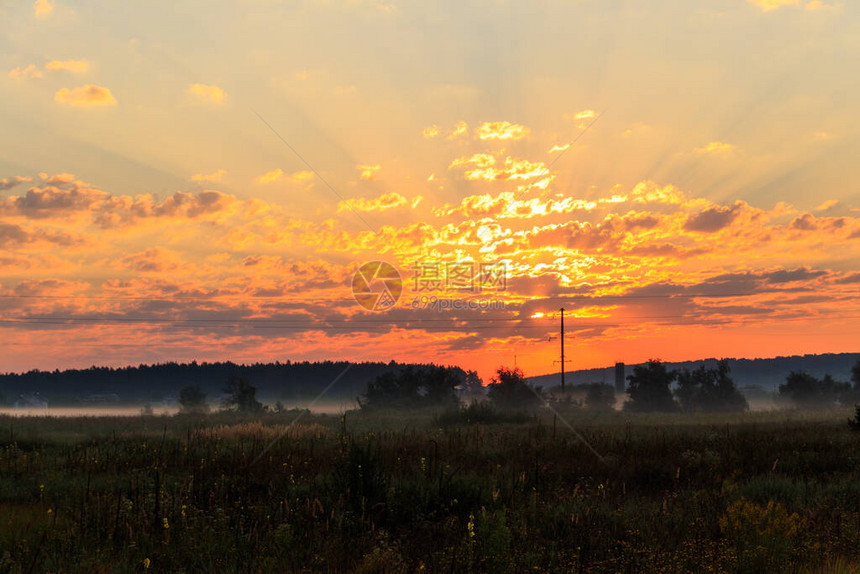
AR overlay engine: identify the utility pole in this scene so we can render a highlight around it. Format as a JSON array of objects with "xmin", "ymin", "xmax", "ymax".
[
  {"xmin": 550, "ymin": 308, "xmax": 571, "ymax": 392},
  {"xmin": 560, "ymin": 307, "xmax": 565, "ymax": 392}
]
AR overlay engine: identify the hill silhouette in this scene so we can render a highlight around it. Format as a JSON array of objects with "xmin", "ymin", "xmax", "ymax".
[{"xmin": 527, "ymin": 353, "xmax": 860, "ymax": 392}]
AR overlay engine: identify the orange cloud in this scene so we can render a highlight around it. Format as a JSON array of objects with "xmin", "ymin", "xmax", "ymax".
[
  {"xmin": 422, "ymin": 125, "xmax": 440, "ymax": 138},
  {"xmin": 54, "ymin": 85, "xmax": 117, "ymax": 107},
  {"xmin": 0, "ymin": 176, "xmax": 32, "ymax": 191},
  {"xmin": 192, "ymin": 169, "xmax": 226, "ymax": 183},
  {"xmin": 8, "ymin": 65, "xmax": 43, "ymax": 80}
]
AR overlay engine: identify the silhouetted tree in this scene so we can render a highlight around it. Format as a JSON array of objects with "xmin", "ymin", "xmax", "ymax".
[
  {"xmin": 461, "ymin": 370, "xmax": 484, "ymax": 393},
  {"xmin": 624, "ymin": 360, "xmax": 679, "ymax": 413},
  {"xmin": 584, "ymin": 383, "xmax": 616, "ymax": 412},
  {"xmin": 778, "ymin": 371, "xmax": 849, "ymax": 409},
  {"xmin": 361, "ymin": 365, "xmax": 461, "ymax": 409},
  {"xmin": 222, "ymin": 377, "xmax": 264, "ymax": 414},
  {"xmin": 675, "ymin": 360, "xmax": 748, "ymax": 413},
  {"xmin": 486, "ymin": 367, "xmax": 543, "ymax": 412},
  {"xmin": 178, "ymin": 385, "xmax": 208, "ymax": 414}
]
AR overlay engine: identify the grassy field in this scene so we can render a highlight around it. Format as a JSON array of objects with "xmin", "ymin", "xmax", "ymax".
[{"xmin": 1, "ymin": 407, "xmax": 860, "ymax": 573}]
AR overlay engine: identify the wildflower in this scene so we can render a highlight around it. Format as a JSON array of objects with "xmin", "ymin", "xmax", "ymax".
[
  {"xmin": 162, "ymin": 517, "xmax": 169, "ymax": 529},
  {"xmin": 467, "ymin": 513, "xmax": 476, "ymax": 539},
  {"xmin": 143, "ymin": 558, "xmax": 151, "ymax": 569}
]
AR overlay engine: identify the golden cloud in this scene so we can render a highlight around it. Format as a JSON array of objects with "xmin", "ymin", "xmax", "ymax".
[
  {"xmin": 422, "ymin": 125, "xmax": 441, "ymax": 138},
  {"xmin": 187, "ymin": 83, "xmax": 226, "ymax": 105},
  {"xmin": 255, "ymin": 169, "xmax": 284, "ymax": 184},
  {"xmin": 747, "ymin": 0, "xmax": 799, "ymax": 9},
  {"xmin": 54, "ymin": 85, "xmax": 117, "ymax": 107},
  {"xmin": 448, "ymin": 121, "xmax": 469, "ymax": 140},
  {"xmin": 475, "ymin": 121, "xmax": 530, "ymax": 141},
  {"xmin": 357, "ymin": 164, "xmax": 381, "ymax": 181},
  {"xmin": 45, "ymin": 59, "xmax": 89, "ymax": 73},
  {"xmin": 695, "ymin": 141, "xmax": 735, "ymax": 154},
  {"xmin": 338, "ymin": 192, "xmax": 415, "ymax": 213},
  {"xmin": 34, "ymin": 0, "xmax": 54, "ymax": 18},
  {"xmin": 449, "ymin": 154, "xmax": 549, "ymax": 182},
  {"xmin": 8, "ymin": 65, "xmax": 43, "ymax": 80},
  {"xmin": 192, "ymin": 169, "xmax": 227, "ymax": 183},
  {"xmin": 290, "ymin": 171, "xmax": 315, "ymax": 183}
]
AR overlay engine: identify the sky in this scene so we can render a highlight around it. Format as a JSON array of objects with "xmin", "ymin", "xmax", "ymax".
[{"xmin": 1, "ymin": 0, "xmax": 859, "ymax": 381}]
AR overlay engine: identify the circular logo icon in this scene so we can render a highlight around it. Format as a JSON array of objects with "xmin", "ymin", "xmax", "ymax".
[{"xmin": 352, "ymin": 261, "xmax": 402, "ymax": 311}]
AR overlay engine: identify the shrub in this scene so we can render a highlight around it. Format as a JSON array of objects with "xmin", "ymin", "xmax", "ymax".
[
  {"xmin": 361, "ymin": 365, "xmax": 461, "ymax": 410},
  {"xmin": 486, "ymin": 367, "xmax": 543, "ymax": 412},
  {"xmin": 584, "ymin": 383, "xmax": 616, "ymax": 412},
  {"xmin": 178, "ymin": 384, "xmax": 208, "ymax": 414},
  {"xmin": 624, "ymin": 360, "xmax": 679, "ymax": 413}
]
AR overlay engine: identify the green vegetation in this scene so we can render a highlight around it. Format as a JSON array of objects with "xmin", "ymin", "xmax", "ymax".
[
  {"xmin": 584, "ymin": 383, "xmax": 616, "ymax": 412},
  {"xmin": 178, "ymin": 385, "xmax": 208, "ymax": 414},
  {"xmin": 675, "ymin": 359, "xmax": 748, "ymax": 413},
  {"xmin": 779, "ymin": 371, "xmax": 853, "ymax": 409},
  {"xmin": 2, "ymin": 407, "xmax": 860, "ymax": 572},
  {"xmin": 360, "ymin": 365, "xmax": 461, "ymax": 410},
  {"xmin": 486, "ymin": 367, "xmax": 543, "ymax": 412},
  {"xmin": 221, "ymin": 377, "xmax": 265, "ymax": 414},
  {"xmin": 624, "ymin": 360, "xmax": 680, "ymax": 413}
]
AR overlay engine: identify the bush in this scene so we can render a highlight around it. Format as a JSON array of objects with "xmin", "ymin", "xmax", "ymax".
[
  {"xmin": 361, "ymin": 364, "xmax": 461, "ymax": 410},
  {"xmin": 624, "ymin": 360, "xmax": 679, "ymax": 413},
  {"xmin": 222, "ymin": 376, "xmax": 265, "ymax": 414},
  {"xmin": 778, "ymin": 371, "xmax": 849, "ymax": 409},
  {"xmin": 178, "ymin": 384, "xmax": 208, "ymax": 414},
  {"xmin": 676, "ymin": 360, "xmax": 748, "ymax": 413},
  {"xmin": 486, "ymin": 367, "xmax": 543, "ymax": 412},
  {"xmin": 584, "ymin": 383, "xmax": 616, "ymax": 412}
]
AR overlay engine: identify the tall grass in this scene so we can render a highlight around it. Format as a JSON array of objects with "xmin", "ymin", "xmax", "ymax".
[{"xmin": 0, "ymin": 408, "xmax": 858, "ymax": 572}]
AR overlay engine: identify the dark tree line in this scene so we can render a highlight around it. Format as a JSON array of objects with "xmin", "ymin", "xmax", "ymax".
[
  {"xmin": 0, "ymin": 360, "xmax": 466, "ymax": 405},
  {"xmin": 623, "ymin": 358, "xmax": 860, "ymax": 413},
  {"xmin": 624, "ymin": 359, "xmax": 749, "ymax": 413},
  {"xmin": 778, "ymin": 364, "xmax": 860, "ymax": 409}
]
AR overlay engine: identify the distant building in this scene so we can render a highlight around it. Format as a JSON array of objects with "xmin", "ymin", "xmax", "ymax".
[{"xmin": 615, "ymin": 362, "xmax": 625, "ymax": 393}]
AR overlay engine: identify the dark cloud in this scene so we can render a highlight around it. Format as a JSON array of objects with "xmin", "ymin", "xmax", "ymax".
[
  {"xmin": 0, "ymin": 176, "xmax": 32, "ymax": 191},
  {"xmin": 684, "ymin": 204, "xmax": 740, "ymax": 232}
]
